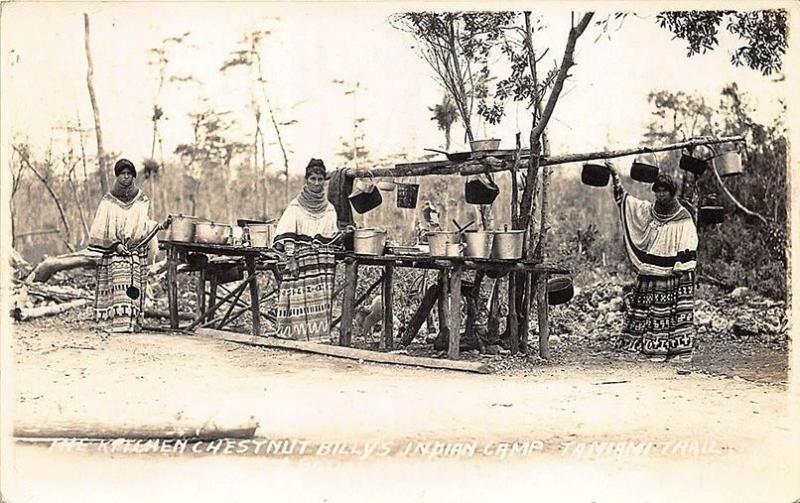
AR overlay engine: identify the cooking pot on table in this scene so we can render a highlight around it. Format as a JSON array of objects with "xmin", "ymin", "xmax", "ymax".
[
  {"xmin": 247, "ymin": 223, "xmax": 276, "ymax": 248},
  {"xmin": 194, "ymin": 221, "xmax": 231, "ymax": 245},
  {"xmin": 352, "ymin": 228, "xmax": 387, "ymax": 255},
  {"xmin": 463, "ymin": 231, "xmax": 494, "ymax": 258},
  {"xmin": 581, "ymin": 163, "xmax": 610, "ymax": 187},
  {"xmin": 445, "ymin": 242, "xmax": 466, "ymax": 257},
  {"xmin": 426, "ymin": 231, "xmax": 460, "ymax": 256},
  {"xmin": 547, "ymin": 276, "xmax": 574, "ymax": 305},
  {"xmin": 491, "ymin": 229, "xmax": 524, "ymax": 259},
  {"xmin": 163, "ymin": 214, "xmax": 204, "ymax": 242}
]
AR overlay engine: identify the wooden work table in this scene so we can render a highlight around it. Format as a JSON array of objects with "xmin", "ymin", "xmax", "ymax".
[{"xmin": 159, "ymin": 240, "xmax": 569, "ymax": 359}]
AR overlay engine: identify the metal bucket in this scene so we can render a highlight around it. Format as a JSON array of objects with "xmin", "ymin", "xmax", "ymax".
[
  {"xmin": 445, "ymin": 242, "xmax": 466, "ymax": 257},
  {"xmin": 353, "ymin": 228, "xmax": 387, "ymax": 255},
  {"xmin": 247, "ymin": 224, "xmax": 275, "ymax": 248},
  {"xmin": 463, "ymin": 231, "xmax": 494, "ymax": 258},
  {"xmin": 165, "ymin": 214, "xmax": 202, "ymax": 242},
  {"xmin": 427, "ymin": 231, "xmax": 459, "ymax": 256},
  {"xmin": 715, "ymin": 152, "xmax": 743, "ymax": 177},
  {"xmin": 491, "ymin": 230, "xmax": 524, "ymax": 259}
]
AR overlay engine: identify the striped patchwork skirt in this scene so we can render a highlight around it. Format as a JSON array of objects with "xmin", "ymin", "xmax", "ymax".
[
  {"xmin": 276, "ymin": 246, "xmax": 336, "ymax": 342},
  {"xmin": 616, "ymin": 272, "xmax": 695, "ymax": 357},
  {"xmin": 95, "ymin": 249, "xmax": 148, "ymax": 333}
]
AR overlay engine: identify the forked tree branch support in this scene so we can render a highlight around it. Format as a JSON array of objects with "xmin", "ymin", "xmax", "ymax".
[{"xmin": 344, "ymin": 135, "xmax": 745, "ymax": 179}]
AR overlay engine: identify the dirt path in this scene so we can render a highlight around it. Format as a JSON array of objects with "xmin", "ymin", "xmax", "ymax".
[{"xmin": 6, "ymin": 323, "xmax": 799, "ymax": 502}]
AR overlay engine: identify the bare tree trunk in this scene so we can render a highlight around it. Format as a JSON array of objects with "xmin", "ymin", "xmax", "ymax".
[
  {"xmin": 67, "ymin": 168, "xmax": 91, "ymax": 243},
  {"xmin": 15, "ymin": 151, "xmax": 75, "ymax": 252},
  {"xmin": 83, "ymin": 13, "xmax": 109, "ymax": 194}
]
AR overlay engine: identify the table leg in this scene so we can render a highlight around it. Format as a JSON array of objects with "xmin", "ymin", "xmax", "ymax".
[
  {"xmin": 448, "ymin": 267, "xmax": 462, "ymax": 359},
  {"xmin": 381, "ymin": 265, "xmax": 394, "ymax": 350},
  {"xmin": 537, "ymin": 273, "xmax": 550, "ymax": 359},
  {"xmin": 196, "ymin": 268, "xmax": 206, "ymax": 322},
  {"xmin": 339, "ymin": 259, "xmax": 359, "ymax": 347},
  {"xmin": 437, "ymin": 269, "xmax": 450, "ymax": 350},
  {"xmin": 167, "ymin": 247, "xmax": 179, "ymax": 329},
  {"xmin": 208, "ymin": 273, "xmax": 218, "ymax": 320},
  {"xmin": 245, "ymin": 256, "xmax": 261, "ymax": 337}
]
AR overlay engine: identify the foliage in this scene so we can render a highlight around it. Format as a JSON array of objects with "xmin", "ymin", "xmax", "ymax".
[{"xmin": 656, "ymin": 10, "xmax": 787, "ymax": 75}]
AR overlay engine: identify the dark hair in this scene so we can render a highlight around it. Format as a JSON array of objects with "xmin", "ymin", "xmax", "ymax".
[
  {"xmin": 651, "ymin": 174, "xmax": 676, "ymax": 196},
  {"xmin": 305, "ymin": 158, "xmax": 326, "ymax": 179},
  {"xmin": 114, "ymin": 158, "xmax": 137, "ymax": 178}
]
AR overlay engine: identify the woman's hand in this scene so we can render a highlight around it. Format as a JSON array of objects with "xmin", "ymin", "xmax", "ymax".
[
  {"xmin": 287, "ymin": 256, "xmax": 299, "ymax": 276},
  {"xmin": 116, "ymin": 243, "xmax": 130, "ymax": 256},
  {"xmin": 161, "ymin": 215, "xmax": 172, "ymax": 229},
  {"xmin": 603, "ymin": 159, "xmax": 618, "ymax": 176}
]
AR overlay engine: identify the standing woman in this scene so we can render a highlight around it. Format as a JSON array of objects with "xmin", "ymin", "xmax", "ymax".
[
  {"xmin": 88, "ymin": 159, "xmax": 169, "ymax": 333},
  {"xmin": 272, "ymin": 158, "xmax": 345, "ymax": 342},
  {"xmin": 606, "ymin": 162, "xmax": 698, "ymax": 362}
]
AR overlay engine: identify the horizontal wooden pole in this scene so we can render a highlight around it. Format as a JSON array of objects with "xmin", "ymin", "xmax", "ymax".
[
  {"xmin": 198, "ymin": 328, "xmax": 492, "ymax": 374},
  {"xmin": 344, "ymin": 136, "xmax": 745, "ymax": 179}
]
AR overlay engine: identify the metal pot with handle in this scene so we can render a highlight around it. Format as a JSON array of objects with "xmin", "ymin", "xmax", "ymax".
[
  {"xmin": 164, "ymin": 214, "xmax": 203, "ymax": 242},
  {"xmin": 463, "ymin": 231, "xmax": 494, "ymax": 258},
  {"xmin": 426, "ymin": 231, "xmax": 459, "ymax": 256},
  {"xmin": 491, "ymin": 227, "xmax": 524, "ymax": 259},
  {"xmin": 353, "ymin": 228, "xmax": 388, "ymax": 255},
  {"xmin": 194, "ymin": 221, "xmax": 231, "ymax": 244}
]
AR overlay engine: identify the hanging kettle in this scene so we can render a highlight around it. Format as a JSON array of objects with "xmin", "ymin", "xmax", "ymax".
[
  {"xmin": 698, "ymin": 193, "xmax": 724, "ymax": 225},
  {"xmin": 581, "ymin": 162, "xmax": 610, "ymax": 187},
  {"xmin": 465, "ymin": 173, "xmax": 500, "ymax": 204},
  {"xmin": 630, "ymin": 152, "xmax": 660, "ymax": 183},
  {"xmin": 348, "ymin": 174, "xmax": 383, "ymax": 214},
  {"xmin": 679, "ymin": 144, "xmax": 714, "ymax": 176}
]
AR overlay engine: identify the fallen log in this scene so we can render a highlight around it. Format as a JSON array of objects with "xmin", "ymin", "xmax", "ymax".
[
  {"xmin": 27, "ymin": 249, "xmax": 101, "ymax": 283},
  {"xmin": 26, "ymin": 283, "xmax": 92, "ymax": 301},
  {"xmin": 14, "ymin": 418, "xmax": 258, "ymax": 440},
  {"xmin": 15, "ymin": 299, "xmax": 89, "ymax": 321},
  {"xmin": 198, "ymin": 328, "xmax": 492, "ymax": 374}
]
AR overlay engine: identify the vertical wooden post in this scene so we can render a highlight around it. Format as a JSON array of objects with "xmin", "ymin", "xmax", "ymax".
[
  {"xmin": 508, "ymin": 273, "xmax": 519, "ymax": 355},
  {"xmin": 245, "ymin": 255, "xmax": 261, "ymax": 337},
  {"xmin": 537, "ymin": 274, "xmax": 550, "ymax": 359},
  {"xmin": 196, "ymin": 268, "xmax": 206, "ymax": 322},
  {"xmin": 381, "ymin": 265, "xmax": 394, "ymax": 350},
  {"xmin": 208, "ymin": 272, "xmax": 218, "ymax": 320},
  {"xmin": 437, "ymin": 269, "xmax": 450, "ymax": 348},
  {"xmin": 448, "ymin": 267, "xmax": 462, "ymax": 360},
  {"xmin": 339, "ymin": 258, "xmax": 358, "ymax": 346},
  {"xmin": 167, "ymin": 246, "xmax": 178, "ymax": 329},
  {"xmin": 520, "ymin": 272, "xmax": 532, "ymax": 355}
]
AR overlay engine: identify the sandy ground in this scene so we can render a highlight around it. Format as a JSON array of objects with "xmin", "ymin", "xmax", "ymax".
[{"xmin": 5, "ymin": 320, "xmax": 800, "ymax": 503}]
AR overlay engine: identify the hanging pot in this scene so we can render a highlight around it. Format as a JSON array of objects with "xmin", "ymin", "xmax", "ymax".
[
  {"xmin": 352, "ymin": 228, "xmax": 388, "ymax": 255},
  {"xmin": 349, "ymin": 176, "xmax": 383, "ymax": 214},
  {"xmin": 547, "ymin": 276, "xmax": 574, "ymax": 305},
  {"xmin": 581, "ymin": 163, "xmax": 610, "ymax": 187},
  {"xmin": 396, "ymin": 182, "xmax": 420, "ymax": 209},
  {"xmin": 465, "ymin": 174, "xmax": 500, "ymax": 205},
  {"xmin": 630, "ymin": 152, "xmax": 660, "ymax": 183},
  {"xmin": 699, "ymin": 194, "xmax": 724, "ymax": 225},
  {"xmin": 714, "ymin": 152, "xmax": 743, "ymax": 177},
  {"xmin": 679, "ymin": 145, "xmax": 714, "ymax": 176}
]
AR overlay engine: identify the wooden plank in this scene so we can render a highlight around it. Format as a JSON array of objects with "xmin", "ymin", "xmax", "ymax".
[
  {"xmin": 245, "ymin": 255, "xmax": 260, "ymax": 337},
  {"xmin": 448, "ymin": 267, "xmax": 462, "ymax": 359},
  {"xmin": 401, "ymin": 280, "xmax": 440, "ymax": 346},
  {"xmin": 382, "ymin": 265, "xmax": 394, "ymax": 350},
  {"xmin": 167, "ymin": 247, "xmax": 179, "ymax": 329},
  {"xmin": 537, "ymin": 274, "xmax": 550, "ymax": 359},
  {"xmin": 198, "ymin": 328, "xmax": 492, "ymax": 374},
  {"xmin": 339, "ymin": 259, "xmax": 358, "ymax": 346}
]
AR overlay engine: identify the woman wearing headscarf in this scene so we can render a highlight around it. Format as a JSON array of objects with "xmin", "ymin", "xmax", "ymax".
[
  {"xmin": 272, "ymin": 158, "xmax": 345, "ymax": 342},
  {"xmin": 88, "ymin": 159, "xmax": 170, "ymax": 333},
  {"xmin": 606, "ymin": 161, "xmax": 698, "ymax": 362}
]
